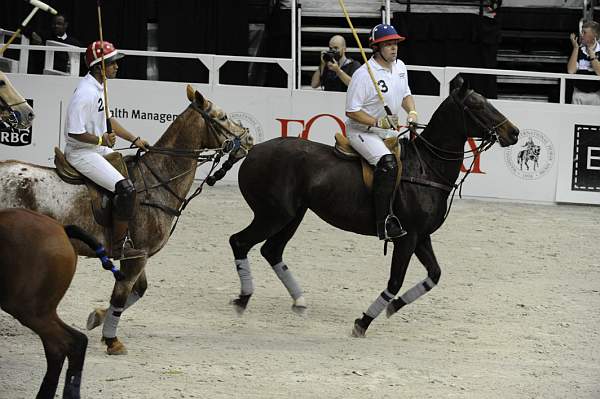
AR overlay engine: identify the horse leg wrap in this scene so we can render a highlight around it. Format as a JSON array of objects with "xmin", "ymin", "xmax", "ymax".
[
  {"xmin": 272, "ymin": 261, "xmax": 303, "ymax": 300},
  {"xmin": 365, "ymin": 289, "xmax": 394, "ymax": 319},
  {"xmin": 102, "ymin": 305, "xmax": 124, "ymax": 339},
  {"xmin": 398, "ymin": 277, "xmax": 436, "ymax": 306},
  {"xmin": 235, "ymin": 259, "xmax": 254, "ymax": 295}
]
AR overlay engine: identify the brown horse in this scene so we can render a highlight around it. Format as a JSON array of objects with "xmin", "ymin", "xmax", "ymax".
[
  {"xmin": 0, "ymin": 208, "xmax": 121, "ymax": 399},
  {"xmin": 0, "ymin": 85, "xmax": 253, "ymax": 354},
  {"xmin": 0, "ymin": 70, "xmax": 34, "ymax": 128}
]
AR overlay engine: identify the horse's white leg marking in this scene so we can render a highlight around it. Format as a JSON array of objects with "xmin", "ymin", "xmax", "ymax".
[
  {"xmin": 365, "ymin": 289, "xmax": 394, "ymax": 319},
  {"xmin": 398, "ymin": 277, "xmax": 436, "ymax": 306},
  {"xmin": 124, "ymin": 291, "xmax": 141, "ymax": 310},
  {"xmin": 235, "ymin": 258, "xmax": 254, "ymax": 295},
  {"xmin": 272, "ymin": 261, "xmax": 303, "ymax": 301}
]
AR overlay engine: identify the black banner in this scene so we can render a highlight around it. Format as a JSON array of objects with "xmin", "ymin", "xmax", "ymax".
[
  {"xmin": 0, "ymin": 99, "xmax": 34, "ymax": 147},
  {"xmin": 572, "ymin": 125, "xmax": 600, "ymax": 192}
]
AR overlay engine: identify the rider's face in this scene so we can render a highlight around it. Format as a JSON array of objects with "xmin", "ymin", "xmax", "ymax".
[
  {"xmin": 378, "ymin": 40, "xmax": 398, "ymax": 62},
  {"xmin": 105, "ymin": 61, "xmax": 119, "ymax": 79}
]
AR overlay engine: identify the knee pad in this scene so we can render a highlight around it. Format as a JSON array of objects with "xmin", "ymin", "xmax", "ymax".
[
  {"xmin": 375, "ymin": 154, "xmax": 397, "ymax": 174},
  {"xmin": 113, "ymin": 179, "xmax": 136, "ymax": 220}
]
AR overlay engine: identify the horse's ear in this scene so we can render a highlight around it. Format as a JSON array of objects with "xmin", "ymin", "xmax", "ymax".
[
  {"xmin": 194, "ymin": 90, "xmax": 207, "ymax": 109},
  {"xmin": 186, "ymin": 85, "xmax": 195, "ymax": 102},
  {"xmin": 458, "ymin": 78, "xmax": 470, "ymax": 98},
  {"xmin": 450, "ymin": 75, "xmax": 464, "ymax": 93}
]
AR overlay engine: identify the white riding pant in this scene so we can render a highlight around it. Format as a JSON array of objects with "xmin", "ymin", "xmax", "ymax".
[
  {"xmin": 65, "ymin": 145, "xmax": 125, "ymax": 192},
  {"xmin": 572, "ymin": 88, "xmax": 600, "ymax": 105},
  {"xmin": 346, "ymin": 125, "xmax": 400, "ymax": 166}
]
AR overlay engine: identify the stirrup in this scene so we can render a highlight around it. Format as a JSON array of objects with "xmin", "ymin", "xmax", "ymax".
[{"xmin": 380, "ymin": 215, "xmax": 407, "ymax": 240}]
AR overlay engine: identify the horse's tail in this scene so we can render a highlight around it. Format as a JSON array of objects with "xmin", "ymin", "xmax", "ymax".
[{"xmin": 64, "ymin": 225, "xmax": 125, "ymax": 281}]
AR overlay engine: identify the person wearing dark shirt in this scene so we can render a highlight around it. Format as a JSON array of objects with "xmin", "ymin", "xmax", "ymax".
[
  {"xmin": 311, "ymin": 35, "xmax": 361, "ymax": 92},
  {"xmin": 29, "ymin": 14, "xmax": 81, "ymax": 73},
  {"xmin": 567, "ymin": 21, "xmax": 600, "ymax": 105}
]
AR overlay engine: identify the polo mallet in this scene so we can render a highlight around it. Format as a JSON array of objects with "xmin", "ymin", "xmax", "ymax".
[
  {"xmin": 96, "ymin": 0, "xmax": 113, "ymax": 138},
  {"xmin": 0, "ymin": 0, "xmax": 58, "ymax": 56},
  {"xmin": 338, "ymin": 0, "xmax": 404, "ymax": 246},
  {"xmin": 337, "ymin": 0, "xmax": 398, "ymax": 130}
]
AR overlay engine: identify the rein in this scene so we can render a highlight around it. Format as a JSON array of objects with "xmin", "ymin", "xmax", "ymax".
[
  {"xmin": 130, "ymin": 100, "xmax": 249, "ymax": 236},
  {"xmin": 399, "ymin": 91, "xmax": 508, "ymax": 221}
]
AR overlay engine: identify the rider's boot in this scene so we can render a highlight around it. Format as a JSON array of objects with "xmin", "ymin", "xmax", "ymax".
[
  {"xmin": 373, "ymin": 154, "xmax": 407, "ymax": 240},
  {"xmin": 110, "ymin": 179, "xmax": 146, "ymax": 260}
]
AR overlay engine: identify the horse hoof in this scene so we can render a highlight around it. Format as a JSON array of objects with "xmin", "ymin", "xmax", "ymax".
[
  {"xmin": 291, "ymin": 296, "xmax": 307, "ymax": 315},
  {"xmin": 102, "ymin": 337, "xmax": 128, "ymax": 355},
  {"xmin": 351, "ymin": 319, "xmax": 367, "ymax": 338},
  {"xmin": 230, "ymin": 298, "xmax": 247, "ymax": 316},
  {"xmin": 291, "ymin": 304, "xmax": 307, "ymax": 315},
  {"xmin": 86, "ymin": 308, "xmax": 107, "ymax": 330}
]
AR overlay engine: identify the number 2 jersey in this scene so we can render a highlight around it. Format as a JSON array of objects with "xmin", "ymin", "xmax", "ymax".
[{"xmin": 64, "ymin": 73, "xmax": 107, "ymax": 151}]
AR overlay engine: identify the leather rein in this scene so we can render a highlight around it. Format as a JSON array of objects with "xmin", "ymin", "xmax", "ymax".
[{"xmin": 130, "ymin": 100, "xmax": 250, "ymax": 236}]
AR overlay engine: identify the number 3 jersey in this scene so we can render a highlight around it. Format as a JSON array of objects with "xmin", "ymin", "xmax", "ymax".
[
  {"xmin": 64, "ymin": 73, "xmax": 107, "ymax": 151},
  {"xmin": 345, "ymin": 57, "xmax": 411, "ymax": 133}
]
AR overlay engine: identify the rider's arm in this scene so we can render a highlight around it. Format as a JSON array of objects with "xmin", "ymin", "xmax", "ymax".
[
  {"xmin": 68, "ymin": 132, "xmax": 107, "ymax": 145},
  {"xmin": 110, "ymin": 118, "xmax": 149, "ymax": 149},
  {"xmin": 346, "ymin": 110, "xmax": 377, "ymax": 127},
  {"xmin": 401, "ymin": 95, "xmax": 416, "ymax": 115}
]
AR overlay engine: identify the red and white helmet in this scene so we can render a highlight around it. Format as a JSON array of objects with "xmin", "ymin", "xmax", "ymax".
[{"xmin": 85, "ymin": 40, "xmax": 124, "ymax": 68}]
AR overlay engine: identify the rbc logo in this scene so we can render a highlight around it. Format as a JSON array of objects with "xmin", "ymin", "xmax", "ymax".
[{"xmin": 0, "ymin": 98, "xmax": 33, "ymax": 146}]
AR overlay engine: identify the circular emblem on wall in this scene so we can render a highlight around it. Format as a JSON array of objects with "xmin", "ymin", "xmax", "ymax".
[
  {"xmin": 504, "ymin": 129, "xmax": 554, "ymax": 180},
  {"xmin": 229, "ymin": 112, "xmax": 264, "ymax": 144}
]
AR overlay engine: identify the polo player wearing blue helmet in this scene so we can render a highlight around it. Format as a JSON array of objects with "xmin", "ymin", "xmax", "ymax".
[{"xmin": 344, "ymin": 24, "xmax": 418, "ymax": 240}]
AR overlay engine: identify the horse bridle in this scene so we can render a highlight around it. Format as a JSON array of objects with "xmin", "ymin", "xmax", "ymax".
[
  {"xmin": 133, "ymin": 98, "xmax": 252, "ymax": 237},
  {"xmin": 190, "ymin": 100, "xmax": 252, "ymax": 156},
  {"xmin": 0, "ymin": 80, "xmax": 28, "ymax": 128}
]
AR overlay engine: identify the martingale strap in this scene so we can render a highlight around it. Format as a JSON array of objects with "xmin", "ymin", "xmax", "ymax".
[{"xmin": 401, "ymin": 175, "xmax": 453, "ymax": 193}]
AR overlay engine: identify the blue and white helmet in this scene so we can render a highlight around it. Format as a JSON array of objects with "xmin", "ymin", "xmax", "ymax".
[{"xmin": 369, "ymin": 24, "xmax": 405, "ymax": 46}]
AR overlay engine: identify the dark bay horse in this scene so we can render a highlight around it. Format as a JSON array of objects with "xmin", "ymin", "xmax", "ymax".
[
  {"xmin": 228, "ymin": 78, "xmax": 519, "ymax": 337},
  {"xmin": 0, "ymin": 208, "xmax": 120, "ymax": 399},
  {"xmin": 0, "ymin": 86, "xmax": 253, "ymax": 354},
  {"xmin": 0, "ymin": 70, "xmax": 34, "ymax": 128}
]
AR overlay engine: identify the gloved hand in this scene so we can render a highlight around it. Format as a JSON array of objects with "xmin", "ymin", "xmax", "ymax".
[
  {"xmin": 407, "ymin": 110, "xmax": 418, "ymax": 125},
  {"xmin": 375, "ymin": 115, "xmax": 399, "ymax": 130}
]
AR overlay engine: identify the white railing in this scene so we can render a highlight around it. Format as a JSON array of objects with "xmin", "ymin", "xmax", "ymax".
[
  {"xmin": 3, "ymin": 42, "xmax": 600, "ymax": 105},
  {"xmin": 0, "ymin": 28, "xmax": 30, "ymax": 73},
  {"xmin": 43, "ymin": 40, "xmax": 81, "ymax": 76}
]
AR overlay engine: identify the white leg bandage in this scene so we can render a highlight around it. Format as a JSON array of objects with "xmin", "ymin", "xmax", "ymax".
[
  {"xmin": 102, "ymin": 304, "xmax": 124, "ymax": 339},
  {"xmin": 235, "ymin": 258, "xmax": 254, "ymax": 295},
  {"xmin": 365, "ymin": 289, "xmax": 394, "ymax": 319},
  {"xmin": 272, "ymin": 261, "xmax": 303, "ymax": 300},
  {"xmin": 399, "ymin": 277, "xmax": 436, "ymax": 305}
]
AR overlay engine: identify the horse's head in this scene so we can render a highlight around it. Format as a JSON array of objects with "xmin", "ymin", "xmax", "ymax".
[
  {"xmin": 0, "ymin": 72, "xmax": 34, "ymax": 129},
  {"xmin": 450, "ymin": 76, "xmax": 519, "ymax": 147},
  {"xmin": 186, "ymin": 85, "xmax": 254, "ymax": 161}
]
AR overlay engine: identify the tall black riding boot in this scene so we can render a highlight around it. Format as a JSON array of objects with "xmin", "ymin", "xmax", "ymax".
[
  {"xmin": 110, "ymin": 179, "xmax": 146, "ymax": 260},
  {"xmin": 373, "ymin": 154, "xmax": 407, "ymax": 240}
]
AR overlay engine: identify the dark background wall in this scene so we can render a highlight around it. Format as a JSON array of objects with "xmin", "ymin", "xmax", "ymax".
[{"xmin": 0, "ymin": 0, "xmax": 249, "ymax": 81}]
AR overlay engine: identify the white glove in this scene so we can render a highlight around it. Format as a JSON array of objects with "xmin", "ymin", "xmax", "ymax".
[
  {"xmin": 375, "ymin": 115, "xmax": 399, "ymax": 130},
  {"xmin": 407, "ymin": 110, "xmax": 418, "ymax": 125}
]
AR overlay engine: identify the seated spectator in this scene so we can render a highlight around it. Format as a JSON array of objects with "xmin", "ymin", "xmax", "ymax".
[
  {"xmin": 567, "ymin": 21, "xmax": 600, "ymax": 105},
  {"xmin": 311, "ymin": 35, "xmax": 361, "ymax": 92},
  {"xmin": 28, "ymin": 14, "xmax": 81, "ymax": 73}
]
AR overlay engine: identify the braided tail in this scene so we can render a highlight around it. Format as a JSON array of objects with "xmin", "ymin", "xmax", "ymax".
[{"xmin": 64, "ymin": 225, "xmax": 125, "ymax": 281}]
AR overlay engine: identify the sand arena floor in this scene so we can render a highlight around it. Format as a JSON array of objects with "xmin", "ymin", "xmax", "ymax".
[{"xmin": 1, "ymin": 184, "xmax": 599, "ymax": 398}]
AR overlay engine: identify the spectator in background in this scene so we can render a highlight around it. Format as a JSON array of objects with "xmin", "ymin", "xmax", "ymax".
[
  {"xmin": 28, "ymin": 14, "xmax": 81, "ymax": 73},
  {"xmin": 311, "ymin": 35, "xmax": 361, "ymax": 92},
  {"xmin": 567, "ymin": 21, "xmax": 600, "ymax": 105}
]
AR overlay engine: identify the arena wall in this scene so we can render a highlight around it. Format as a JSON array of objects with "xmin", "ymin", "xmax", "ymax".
[{"xmin": 2, "ymin": 72, "xmax": 599, "ymax": 205}]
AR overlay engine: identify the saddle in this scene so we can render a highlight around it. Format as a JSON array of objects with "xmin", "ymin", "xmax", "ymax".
[
  {"xmin": 53, "ymin": 147, "xmax": 130, "ymax": 227},
  {"xmin": 333, "ymin": 133, "xmax": 403, "ymax": 191}
]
